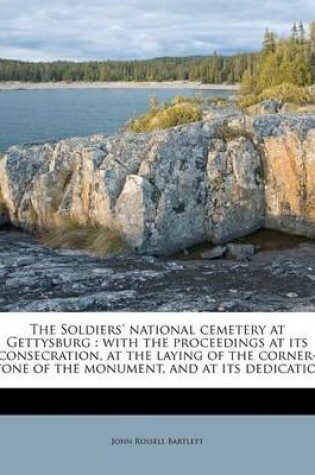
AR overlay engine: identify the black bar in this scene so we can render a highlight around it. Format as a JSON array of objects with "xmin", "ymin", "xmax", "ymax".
[{"xmin": 0, "ymin": 389, "xmax": 314, "ymax": 415}]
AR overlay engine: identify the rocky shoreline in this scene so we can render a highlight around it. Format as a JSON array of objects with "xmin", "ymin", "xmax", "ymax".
[
  {"xmin": 1, "ymin": 229, "xmax": 315, "ymax": 312},
  {"xmin": 0, "ymin": 81, "xmax": 239, "ymax": 91}
]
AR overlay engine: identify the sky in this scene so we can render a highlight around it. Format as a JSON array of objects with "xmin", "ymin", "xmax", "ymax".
[{"xmin": 0, "ymin": 0, "xmax": 314, "ymax": 61}]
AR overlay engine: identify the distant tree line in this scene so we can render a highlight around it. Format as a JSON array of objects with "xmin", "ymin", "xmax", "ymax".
[
  {"xmin": 0, "ymin": 54, "xmax": 257, "ymax": 84},
  {"xmin": 241, "ymin": 21, "xmax": 315, "ymax": 94}
]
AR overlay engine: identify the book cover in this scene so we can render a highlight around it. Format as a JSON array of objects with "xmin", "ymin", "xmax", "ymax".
[{"xmin": 1, "ymin": 0, "xmax": 315, "ymax": 473}]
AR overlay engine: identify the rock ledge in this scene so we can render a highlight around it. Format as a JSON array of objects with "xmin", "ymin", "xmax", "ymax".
[{"xmin": 1, "ymin": 113, "xmax": 315, "ymax": 254}]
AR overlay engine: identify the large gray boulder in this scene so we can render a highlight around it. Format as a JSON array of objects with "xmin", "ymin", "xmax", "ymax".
[{"xmin": 1, "ymin": 113, "xmax": 315, "ymax": 255}]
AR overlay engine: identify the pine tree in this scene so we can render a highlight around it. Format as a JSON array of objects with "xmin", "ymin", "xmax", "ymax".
[
  {"xmin": 298, "ymin": 21, "xmax": 306, "ymax": 43},
  {"xmin": 310, "ymin": 21, "xmax": 315, "ymax": 53},
  {"xmin": 263, "ymin": 29, "xmax": 276, "ymax": 54},
  {"xmin": 240, "ymin": 68, "xmax": 256, "ymax": 94},
  {"xmin": 309, "ymin": 21, "xmax": 315, "ymax": 77},
  {"xmin": 291, "ymin": 23, "xmax": 298, "ymax": 43}
]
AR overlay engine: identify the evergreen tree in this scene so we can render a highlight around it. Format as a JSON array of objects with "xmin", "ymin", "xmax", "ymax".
[
  {"xmin": 310, "ymin": 21, "xmax": 315, "ymax": 53},
  {"xmin": 263, "ymin": 29, "xmax": 276, "ymax": 54},
  {"xmin": 298, "ymin": 21, "xmax": 306, "ymax": 43},
  {"xmin": 309, "ymin": 21, "xmax": 315, "ymax": 75},
  {"xmin": 240, "ymin": 68, "xmax": 256, "ymax": 94},
  {"xmin": 291, "ymin": 23, "xmax": 298, "ymax": 43},
  {"xmin": 241, "ymin": 20, "xmax": 315, "ymax": 95}
]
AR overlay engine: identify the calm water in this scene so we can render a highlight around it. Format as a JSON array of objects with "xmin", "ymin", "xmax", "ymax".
[{"xmin": 0, "ymin": 88, "xmax": 231, "ymax": 152}]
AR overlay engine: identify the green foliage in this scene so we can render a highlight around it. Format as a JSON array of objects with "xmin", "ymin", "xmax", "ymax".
[
  {"xmin": 128, "ymin": 94, "xmax": 230, "ymax": 133},
  {"xmin": 238, "ymin": 83, "xmax": 314, "ymax": 108},
  {"xmin": 128, "ymin": 97, "xmax": 203, "ymax": 133},
  {"xmin": 259, "ymin": 83, "xmax": 313, "ymax": 104},
  {"xmin": 310, "ymin": 21, "xmax": 315, "ymax": 52},
  {"xmin": 240, "ymin": 21, "xmax": 315, "ymax": 97},
  {"xmin": 237, "ymin": 94, "xmax": 261, "ymax": 108},
  {"xmin": 171, "ymin": 95, "xmax": 226, "ymax": 106},
  {"xmin": 171, "ymin": 95, "xmax": 201, "ymax": 104},
  {"xmin": 240, "ymin": 69, "xmax": 256, "ymax": 95}
]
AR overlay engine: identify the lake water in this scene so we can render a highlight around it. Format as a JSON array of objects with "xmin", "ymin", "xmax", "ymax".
[{"xmin": 0, "ymin": 88, "xmax": 231, "ymax": 152}]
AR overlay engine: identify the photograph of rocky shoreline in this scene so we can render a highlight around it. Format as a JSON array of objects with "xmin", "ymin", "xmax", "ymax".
[
  {"xmin": 1, "ymin": 9, "xmax": 315, "ymax": 312},
  {"xmin": 1, "ymin": 102, "xmax": 315, "ymax": 312}
]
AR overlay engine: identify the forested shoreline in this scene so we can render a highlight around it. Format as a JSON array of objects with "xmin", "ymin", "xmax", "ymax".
[
  {"xmin": 0, "ymin": 54, "xmax": 256, "ymax": 84},
  {"xmin": 1, "ymin": 21, "xmax": 315, "ymax": 91}
]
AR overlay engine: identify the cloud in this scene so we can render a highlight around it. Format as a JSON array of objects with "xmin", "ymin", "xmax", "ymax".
[{"xmin": 0, "ymin": 0, "xmax": 314, "ymax": 60}]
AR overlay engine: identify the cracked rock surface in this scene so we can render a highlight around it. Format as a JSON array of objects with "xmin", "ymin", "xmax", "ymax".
[
  {"xmin": 1, "ymin": 230, "xmax": 315, "ymax": 312},
  {"xmin": 2, "ymin": 113, "xmax": 315, "ymax": 255},
  {"xmin": 0, "ymin": 115, "xmax": 265, "ymax": 255}
]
